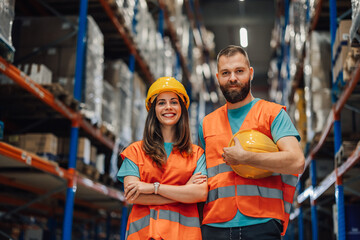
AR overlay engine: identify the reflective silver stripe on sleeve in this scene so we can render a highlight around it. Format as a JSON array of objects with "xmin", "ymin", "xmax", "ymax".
[
  {"xmin": 207, "ymin": 185, "xmax": 236, "ymax": 203},
  {"xmin": 237, "ymin": 185, "xmax": 283, "ymax": 200},
  {"xmin": 281, "ymin": 174, "xmax": 298, "ymax": 187},
  {"xmin": 158, "ymin": 209, "xmax": 200, "ymax": 228},
  {"xmin": 284, "ymin": 201, "xmax": 292, "ymax": 214},
  {"xmin": 126, "ymin": 209, "xmax": 157, "ymax": 236},
  {"xmin": 207, "ymin": 163, "xmax": 233, "ymax": 178},
  {"xmin": 150, "ymin": 208, "xmax": 158, "ymax": 220}
]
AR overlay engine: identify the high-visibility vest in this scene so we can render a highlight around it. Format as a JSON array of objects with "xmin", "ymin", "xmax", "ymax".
[
  {"xmin": 202, "ymin": 99, "xmax": 298, "ymax": 236},
  {"xmin": 121, "ymin": 141, "xmax": 204, "ymax": 240}
]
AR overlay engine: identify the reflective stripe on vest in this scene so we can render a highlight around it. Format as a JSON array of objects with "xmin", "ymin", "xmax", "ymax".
[
  {"xmin": 207, "ymin": 185, "xmax": 236, "ymax": 203},
  {"xmin": 284, "ymin": 201, "xmax": 292, "ymax": 214},
  {"xmin": 237, "ymin": 185, "xmax": 283, "ymax": 199},
  {"xmin": 158, "ymin": 209, "xmax": 200, "ymax": 228},
  {"xmin": 127, "ymin": 209, "xmax": 157, "ymax": 237},
  {"xmin": 127, "ymin": 208, "xmax": 200, "ymax": 237},
  {"xmin": 281, "ymin": 174, "xmax": 298, "ymax": 187},
  {"xmin": 207, "ymin": 163, "xmax": 232, "ymax": 178}
]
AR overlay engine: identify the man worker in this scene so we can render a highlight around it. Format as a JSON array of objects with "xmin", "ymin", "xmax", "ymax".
[{"xmin": 199, "ymin": 45, "xmax": 305, "ymax": 240}]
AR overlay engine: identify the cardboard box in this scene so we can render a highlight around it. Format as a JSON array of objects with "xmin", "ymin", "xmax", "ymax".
[
  {"xmin": 333, "ymin": 19, "xmax": 352, "ymax": 59},
  {"xmin": 90, "ymin": 145, "xmax": 97, "ymax": 166},
  {"xmin": 8, "ymin": 133, "xmax": 58, "ymax": 161},
  {"xmin": 13, "ymin": 17, "xmax": 78, "ymax": 49},
  {"xmin": 58, "ymin": 137, "xmax": 91, "ymax": 165},
  {"xmin": 18, "ymin": 63, "xmax": 53, "ymax": 84},
  {"xmin": 96, "ymin": 153, "xmax": 105, "ymax": 175},
  {"xmin": 333, "ymin": 45, "xmax": 349, "ymax": 81}
]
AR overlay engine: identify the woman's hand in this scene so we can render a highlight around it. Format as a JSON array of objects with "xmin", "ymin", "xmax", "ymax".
[
  {"xmin": 186, "ymin": 172, "xmax": 207, "ymax": 185},
  {"xmin": 125, "ymin": 181, "xmax": 153, "ymax": 201}
]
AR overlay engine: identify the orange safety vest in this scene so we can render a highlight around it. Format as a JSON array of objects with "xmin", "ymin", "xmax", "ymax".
[
  {"xmin": 202, "ymin": 99, "xmax": 298, "ymax": 236},
  {"xmin": 121, "ymin": 141, "xmax": 204, "ymax": 240}
]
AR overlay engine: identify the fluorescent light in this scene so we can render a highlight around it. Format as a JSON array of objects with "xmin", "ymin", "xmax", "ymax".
[
  {"xmin": 239, "ymin": 27, "xmax": 248, "ymax": 48},
  {"xmin": 239, "ymin": 0, "xmax": 244, "ymax": 1}
]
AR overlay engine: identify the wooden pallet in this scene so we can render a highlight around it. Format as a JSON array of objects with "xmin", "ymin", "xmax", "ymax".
[
  {"xmin": 76, "ymin": 160, "xmax": 100, "ymax": 181},
  {"xmin": 42, "ymin": 83, "xmax": 79, "ymax": 110},
  {"xmin": 100, "ymin": 122, "xmax": 116, "ymax": 142}
]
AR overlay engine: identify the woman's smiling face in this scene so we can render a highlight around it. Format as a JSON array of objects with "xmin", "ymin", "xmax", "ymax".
[{"xmin": 155, "ymin": 92, "xmax": 182, "ymax": 127}]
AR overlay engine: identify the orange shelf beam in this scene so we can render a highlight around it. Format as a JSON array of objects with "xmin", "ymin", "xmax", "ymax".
[
  {"xmin": 0, "ymin": 142, "xmax": 70, "ymax": 180},
  {"xmin": 76, "ymin": 175, "xmax": 125, "ymax": 202},
  {"xmin": 0, "ymin": 142, "xmax": 125, "ymax": 203}
]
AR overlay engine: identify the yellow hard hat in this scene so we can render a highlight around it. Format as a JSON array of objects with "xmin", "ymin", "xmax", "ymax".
[
  {"xmin": 228, "ymin": 129, "xmax": 278, "ymax": 179},
  {"xmin": 145, "ymin": 77, "xmax": 190, "ymax": 111}
]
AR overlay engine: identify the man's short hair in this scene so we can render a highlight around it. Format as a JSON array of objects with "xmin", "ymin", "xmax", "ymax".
[{"xmin": 217, "ymin": 45, "xmax": 251, "ymax": 70}]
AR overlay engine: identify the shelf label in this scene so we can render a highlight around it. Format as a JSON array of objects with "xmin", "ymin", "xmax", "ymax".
[
  {"xmin": 21, "ymin": 73, "xmax": 45, "ymax": 99},
  {"xmin": 101, "ymin": 185, "xmax": 109, "ymax": 195},
  {"xmin": 0, "ymin": 62, "xmax": 5, "ymax": 71},
  {"xmin": 56, "ymin": 165, "xmax": 64, "ymax": 177}
]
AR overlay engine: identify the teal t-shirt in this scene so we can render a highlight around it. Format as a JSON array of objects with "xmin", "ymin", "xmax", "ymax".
[
  {"xmin": 117, "ymin": 142, "xmax": 207, "ymax": 183},
  {"xmin": 198, "ymin": 98, "xmax": 300, "ymax": 228}
]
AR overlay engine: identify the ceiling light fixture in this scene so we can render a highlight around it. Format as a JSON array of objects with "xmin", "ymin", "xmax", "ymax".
[{"xmin": 239, "ymin": 27, "xmax": 248, "ymax": 48}]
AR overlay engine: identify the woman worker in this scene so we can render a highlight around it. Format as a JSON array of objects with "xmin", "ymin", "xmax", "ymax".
[{"xmin": 117, "ymin": 77, "xmax": 208, "ymax": 240}]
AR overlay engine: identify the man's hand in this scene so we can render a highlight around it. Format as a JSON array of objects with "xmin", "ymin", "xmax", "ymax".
[{"xmin": 222, "ymin": 137, "xmax": 248, "ymax": 165}]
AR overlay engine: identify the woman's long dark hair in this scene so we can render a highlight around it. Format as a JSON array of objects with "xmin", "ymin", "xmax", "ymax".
[{"xmin": 142, "ymin": 95, "xmax": 193, "ymax": 168}]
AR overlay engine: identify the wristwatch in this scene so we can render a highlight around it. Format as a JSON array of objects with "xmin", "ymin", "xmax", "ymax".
[{"xmin": 153, "ymin": 182, "xmax": 160, "ymax": 194}]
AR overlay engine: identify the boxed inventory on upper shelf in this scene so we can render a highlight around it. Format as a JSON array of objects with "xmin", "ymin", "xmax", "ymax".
[
  {"xmin": 0, "ymin": 0, "xmax": 15, "ymax": 61},
  {"xmin": 12, "ymin": 15, "xmax": 104, "ymax": 126}
]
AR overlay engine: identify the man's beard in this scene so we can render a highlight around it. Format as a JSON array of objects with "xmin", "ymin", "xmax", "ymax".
[{"xmin": 220, "ymin": 79, "xmax": 251, "ymax": 103}]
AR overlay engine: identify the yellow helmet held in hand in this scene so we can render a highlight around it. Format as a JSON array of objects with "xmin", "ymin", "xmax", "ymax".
[
  {"xmin": 145, "ymin": 77, "xmax": 190, "ymax": 111},
  {"xmin": 228, "ymin": 129, "xmax": 278, "ymax": 179}
]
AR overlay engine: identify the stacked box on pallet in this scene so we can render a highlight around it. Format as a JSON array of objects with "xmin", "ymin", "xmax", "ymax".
[
  {"xmin": 12, "ymin": 16, "xmax": 104, "ymax": 125},
  {"xmin": 7, "ymin": 133, "xmax": 58, "ymax": 161},
  {"xmin": 18, "ymin": 64, "xmax": 53, "ymax": 85},
  {"xmin": 101, "ymin": 80, "xmax": 118, "ymax": 135},
  {"xmin": 154, "ymin": 32, "xmax": 165, "ymax": 79},
  {"xmin": 332, "ymin": 20, "xmax": 352, "ymax": 82},
  {"xmin": 164, "ymin": 36, "xmax": 179, "ymax": 79},
  {"xmin": 104, "ymin": 59, "xmax": 133, "ymax": 146},
  {"xmin": 281, "ymin": 0, "xmax": 307, "ymax": 107},
  {"xmin": 62, "ymin": 137, "xmax": 91, "ymax": 165},
  {"xmin": 122, "ymin": 0, "xmax": 137, "ymax": 34},
  {"xmin": 132, "ymin": 73, "xmax": 147, "ymax": 141},
  {"xmin": 0, "ymin": 0, "xmax": 15, "ymax": 62},
  {"xmin": 164, "ymin": 0, "xmax": 191, "ymax": 59},
  {"xmin": 111, "ymin": 0, "xmax": 184, "ymax": 80},
  {"xmin": 82, "ymin": 16, "xmax": 104, "ymax": 126},
  {"xmin": 304, "ymin": 31, "xmax": 332, "ymax": 139}
]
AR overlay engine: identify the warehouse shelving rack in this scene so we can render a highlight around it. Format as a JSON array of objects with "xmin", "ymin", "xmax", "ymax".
[
  {"xmin": 0, "ymin": 0, "xmax": 205, "ymax": 239},
  {"xmin": 278, "ymin": 1, "xmax": 360, "ymax": 240},
  {"xmin": 0, "ymin": 54, "xmax": 126, "ymax": 239}
]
